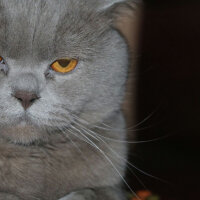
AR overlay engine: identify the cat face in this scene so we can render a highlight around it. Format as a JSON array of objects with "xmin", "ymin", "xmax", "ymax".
[{"xmin": 0, "ymin": 0, "xmax": 130, "ymax": 144}]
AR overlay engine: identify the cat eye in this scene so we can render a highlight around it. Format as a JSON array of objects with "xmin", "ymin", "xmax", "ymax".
[
  {"xmin": 50, "ymin": 58, "xmax": 78, "ymax": 74},
  {"xmin": 0, "ymin": 56, "xmax": 4, "ymax": 63},
  {"xmin": 0, "ymin": 56, "xmax": 8, "ymax": 75}
]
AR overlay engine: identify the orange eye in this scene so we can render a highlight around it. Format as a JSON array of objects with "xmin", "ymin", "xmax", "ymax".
[
  {"xmin": 51, "ymin": 58, "xmax": 78, "ymax": 73},
  {"xmin": 0, "ymin": 56, "xmax": 5, "ymax": 64}
]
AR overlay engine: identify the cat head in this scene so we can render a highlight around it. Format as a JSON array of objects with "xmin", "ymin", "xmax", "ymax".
[{"xmin": 0, "ymin": 0, "xmax": 140, "ymax": 144}]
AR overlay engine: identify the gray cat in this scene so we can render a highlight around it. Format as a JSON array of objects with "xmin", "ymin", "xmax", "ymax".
[{"xmin": 0, "ymin": 0, "xmax": 140, "ymax": 199}]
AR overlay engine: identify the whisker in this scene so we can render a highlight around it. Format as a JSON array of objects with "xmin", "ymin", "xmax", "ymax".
[
  {"xmin": 100, "ymin": 106, "xmax": 160, "ymax": 131},
  {"xmin": 49, "ymin": 112, "xmax": 170, "ymax": 196},
  {"xmin": 69, "ymin": 124, "xmax": 141, "ymax": 199},
  {"xmin": 47, "ymin": 115, "xmax": 143, "ymax": 199},
  {"xmin": 90, "ymin": 134, "xmax": 169, "ymax": 144},
  {"xmin": 57, "ymin": 126, "xmax": 93, "ymax": 166},
  {"xmin": 126, "ymin": 165, "xmax": 149, "ymax": 190},
  {"xmin": 64, "ymin": 111, "xmax": 152, "ymax": 133},
  {"xmin": 87, "ymin": 123, "xmax": 155, "ymax": 133},
  {"xmin": 57, "ymin": 126, "xmax": 82, "ymax": 151},
  {"xmin": 70, "ymin": 124, "xmax": 100, "ymax": 142},
  {"xmin": 71, "ymin": 118, "xmax": 168, "ymax": 144},
  {"xmin": 72, "ymin": 119, "xmax": 169, "ymax": 184}
]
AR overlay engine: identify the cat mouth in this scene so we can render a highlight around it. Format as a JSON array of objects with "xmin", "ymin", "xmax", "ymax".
[
  {"xmin": 12, "ymin": 112, "xmax": 40, "ymax": 128},
  {"xmin": 0, "ymin": 115, "xmax": 49, "ymax": 145},
  {"xmin": 14, "ymin": 120, "xmax": 35, "ymax": 130},
  {"xmin": 0, "ymin": 113, "xmax": 70, "ymax": 145}
]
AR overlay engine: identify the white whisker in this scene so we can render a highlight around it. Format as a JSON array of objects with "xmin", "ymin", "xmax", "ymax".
[
  {"xmin": 69, "ymin": 124, "xmax": 141, "ymax": 199},
  {"xmin": 71, "ymin": 117, "xmax": 168, "ymax": 144},
  {"xmin": 72, "ymin": 117, "xmax": 169, "ymax": 184}
]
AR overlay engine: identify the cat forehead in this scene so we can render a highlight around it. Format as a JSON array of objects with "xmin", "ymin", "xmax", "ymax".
[{"xmin": 0, "ymin": 0, "xmax": 113, "ymax": 60}]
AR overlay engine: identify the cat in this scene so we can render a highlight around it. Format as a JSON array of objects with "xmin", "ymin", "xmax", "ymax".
[{"xmin": 0, "ymin": 0, "xmax": 140, "ymax": 199}]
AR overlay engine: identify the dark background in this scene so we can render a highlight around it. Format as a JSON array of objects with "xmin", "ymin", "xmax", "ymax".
[{"xmin": 127, "ymin": 0, "xmax": 200, "ymax": 199}]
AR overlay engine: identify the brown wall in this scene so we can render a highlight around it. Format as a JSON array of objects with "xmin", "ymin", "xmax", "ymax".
[{"xmin": 119, "ymin": 1, "xmax": 200, "ymax": 199}]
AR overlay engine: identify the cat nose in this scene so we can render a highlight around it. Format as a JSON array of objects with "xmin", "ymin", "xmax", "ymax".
[{"xmin": 14, "ymin": 91, "xmax": 39, "ymax": 110}]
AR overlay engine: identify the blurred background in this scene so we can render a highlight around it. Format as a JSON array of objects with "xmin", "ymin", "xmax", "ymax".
[{"xmin": 120, "ymin": 0, "xmax": 200, "ymax": 199}]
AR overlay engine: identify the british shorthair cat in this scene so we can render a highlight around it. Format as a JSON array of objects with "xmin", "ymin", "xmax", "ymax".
[{"xmin": 0, "ymin": 0, "xmax": 141, "ymax": 199}]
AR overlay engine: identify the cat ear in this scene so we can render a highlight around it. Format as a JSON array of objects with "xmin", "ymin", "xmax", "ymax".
[
  {"xmin": 98, "ymin": 0, "xmax": 143, "ymax": 51},
  {"xmin": 98, "ymin": 0, "xmax": 142, "ymax": 23},
  {"xmin": 98, "ymin": 0, "xmax": 139, "ymax": 10}
]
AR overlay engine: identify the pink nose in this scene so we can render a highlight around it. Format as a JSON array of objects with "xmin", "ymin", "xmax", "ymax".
[{"xmin": 14, "ymin": 91, "xmax": 39, "ymax": 110}]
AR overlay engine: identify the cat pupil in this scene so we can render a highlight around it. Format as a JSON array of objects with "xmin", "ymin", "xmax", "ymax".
[{"xmin": 58, "ymin": 59, "xmax": 70, "ymax": 67}]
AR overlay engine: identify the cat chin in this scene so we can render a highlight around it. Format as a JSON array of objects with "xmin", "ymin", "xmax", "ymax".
[{"xmin": 0, "ymin": 123, "xmax": 49, "ymax": 145}]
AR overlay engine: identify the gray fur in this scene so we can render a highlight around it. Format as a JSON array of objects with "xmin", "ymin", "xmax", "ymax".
[{"xmin": 0, "ymin": 0, "xmax": 140, "ymax": 199}]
